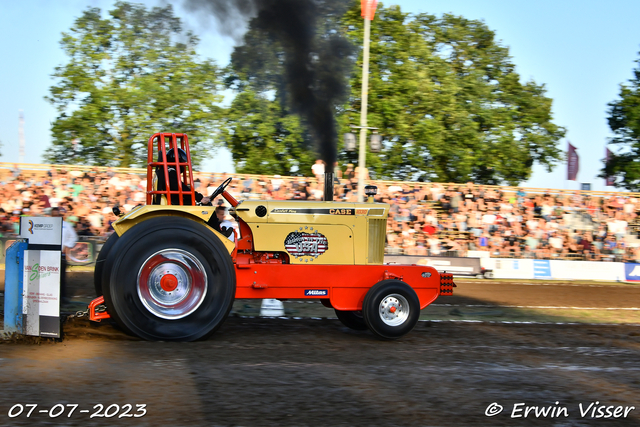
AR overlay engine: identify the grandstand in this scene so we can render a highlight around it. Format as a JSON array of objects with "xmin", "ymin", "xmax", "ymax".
[{"xmin": 1, "ymin": 162, "xmax": 639, "ymax": 265}]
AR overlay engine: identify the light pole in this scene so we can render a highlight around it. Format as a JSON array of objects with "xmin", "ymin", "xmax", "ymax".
[{"xmin": 357, "ymin": 0, "xmax": 377, "ymax": 202}]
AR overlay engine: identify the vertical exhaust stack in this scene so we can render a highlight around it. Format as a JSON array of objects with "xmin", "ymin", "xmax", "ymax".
[{"xmin": 324, "ymin": 172, "xmax": 334, "ymax": 201}]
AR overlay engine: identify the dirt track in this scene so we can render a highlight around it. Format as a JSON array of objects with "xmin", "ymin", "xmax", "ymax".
[
  {"xmin": 1, "ymin": 276, "xmax": 640, "ymax": 426},
  {"xmin": 1, "ymin": 318, "xmax": 639, "ymax": 427},
  {"xmin": 445, "ymin": 280, "xmax": 640, "ymax": 309}
]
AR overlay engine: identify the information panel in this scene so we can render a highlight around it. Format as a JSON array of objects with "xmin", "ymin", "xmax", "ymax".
[
  {"xmin": 22, "ymin": 250, "xmax": 61, "ymax": 338},
  {"xmin": 19, "ymin": 217, "xmax": 62, "ymax": 245}
]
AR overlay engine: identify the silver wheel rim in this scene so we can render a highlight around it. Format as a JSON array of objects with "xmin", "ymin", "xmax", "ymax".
[
  {"xmin": 379, "ymin": 293, "xmax": 410, "ymax": 326},
  {"xmin": 137, "ymin": 249, "xmax": 207, "ymax": 319}
]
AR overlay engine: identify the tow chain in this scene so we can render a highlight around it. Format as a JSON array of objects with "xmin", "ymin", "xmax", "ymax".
[
  {"xmin": 66, "ymin": 305, "xmax": 107, "ymax": 320},
  {"xmin": 66, "ymin": 309, "xmax": 89, "ymax": 320}
]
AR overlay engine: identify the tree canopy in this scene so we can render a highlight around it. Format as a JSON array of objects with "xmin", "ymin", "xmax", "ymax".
[
  {"xmin": 220, "ymin": 0, "xmax": 351, "ymax": 176},
  {"xmin": 47, "ymin": 0, "xmax": 566, "ymax": 183},
  {"xmin": 223, "ymin": 0, "xmax": 565, "ymax": 184},
  {"xmin": 224, "ymin": 89, "xmax": 315, "ymax": 175},
  {"xmin": 45, "ymin": 1, "xmax": 224, "ymax": 167},
  {"xmin": 340, "ymin": 3, "xmax": 565, "ymax": 184},
  {"xmin": 601, "ymin": 52, "xmax": 640, "ymax": 191}
]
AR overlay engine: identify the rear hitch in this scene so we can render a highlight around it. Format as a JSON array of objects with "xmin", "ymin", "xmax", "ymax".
[{"xmin": 89, "ymin": 296, "xmax": 111, "ymax": 322}]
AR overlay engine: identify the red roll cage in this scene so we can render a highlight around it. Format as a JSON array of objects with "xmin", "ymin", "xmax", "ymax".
[{"xmin": 146, "ymin": 133, "xmax": 196, "ymax": 206}]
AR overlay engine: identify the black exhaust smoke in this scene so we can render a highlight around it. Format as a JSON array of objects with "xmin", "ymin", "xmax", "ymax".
[
  {"xmin": 323, "ymin": 172, "xmax": 334, "ymax": 201},
  {"xmin": 183, "ymin": 0, "xmax": 353, "ymax": 173}
]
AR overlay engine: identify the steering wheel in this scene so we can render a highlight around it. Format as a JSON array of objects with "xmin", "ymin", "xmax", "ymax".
[{"xmin": 208, "ymin": 177, "xmax": 233, "ymax": 202}]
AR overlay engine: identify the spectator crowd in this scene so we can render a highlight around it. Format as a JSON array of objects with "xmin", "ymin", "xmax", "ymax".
[
  {"xmin": 380, "ymin": 181, "xmax": 640, "ymax": 263},
  {"xmin": 1, "ymin": 163, "xmax": 639, "ymax": 263}
]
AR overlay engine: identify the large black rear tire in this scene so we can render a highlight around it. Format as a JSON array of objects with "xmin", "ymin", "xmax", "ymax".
[
  {"xmin": 102, "ymin": 216, "xmax": 235, "ymax": 341},
  {"xmin": 362, "ymin": 280, "xmax": 420, "ymax": 340},
  {"xmin": 94, "ymin": 232, "xmax": 119, "ymax": 297}
]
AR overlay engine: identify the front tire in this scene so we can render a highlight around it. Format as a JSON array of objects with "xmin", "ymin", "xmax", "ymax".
[
  {"xmin": 335, "ymin": 309, "xmax": 368, "ymax": 330},
  {"xmin": 102, "ymin": 216, "xmax": 235, "ymax": 341},
  {"xmin": 362, "ymin": 280, "xmax": 420, "ymax": 340}
]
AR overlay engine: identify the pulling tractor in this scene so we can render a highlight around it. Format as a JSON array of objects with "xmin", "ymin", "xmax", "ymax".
[{"xmin": 89, "ymin": 133, "xmax": 455, "ymax": 341}]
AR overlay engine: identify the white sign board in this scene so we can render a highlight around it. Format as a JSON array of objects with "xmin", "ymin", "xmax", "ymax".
[
  {"xmin": 491, "ymin": 258, "xmax": 535, "ymax": 279},
  {"xmin": 549, "ymin": 260, "xmax": 625, "ymax": 282},
  {"xmin": 22, "ymin": 250, "xmax": 61, "ymax": 337},
  {"xmin": 475, "ymin": 257, "xmax": 625, "ymax": 282},
  {"xmin": 19, "ymin": 217, "xmax": 62, "ymax": 245}
]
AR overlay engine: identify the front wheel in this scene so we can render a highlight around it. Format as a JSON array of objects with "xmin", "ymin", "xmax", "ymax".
[
  {"xmin": 335, "ymin": 309, "xmax": 368, "ymax": 330},
  {"xmin": 362, "ymin": 280, "xmax": 420, "ymax": 340},
  {"xmin": 102, "ymin": 216, "xmax": 236, "ymax": 341}
]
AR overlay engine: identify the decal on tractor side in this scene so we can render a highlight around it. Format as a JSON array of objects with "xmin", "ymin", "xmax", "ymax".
[
  {"xmin": 271, "ymin": 208, "xmax": 355, "ymax": 215},
  {"xmin": 329, "ymin": 209, "xmax": 354, "ymax": 215},
  {"xmin": 304, "ymin": 289, "xmax": 328, "ymax": 296},
  {"xmin": 284, "ymin": 230, "xmax": 328, "ymax": 258}
]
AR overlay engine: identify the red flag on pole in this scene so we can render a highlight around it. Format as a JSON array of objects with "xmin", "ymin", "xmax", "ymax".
[
  {"xmin": 605, "ymin": 147, "xmax": 615, "ymax": 186},
  {"xmin": 567, "ymin": 142, "xmax": 579, "ymax": 181},
  {"xmin": 361, "ymin": 0, "xmax": 378, "ymax": 20}
]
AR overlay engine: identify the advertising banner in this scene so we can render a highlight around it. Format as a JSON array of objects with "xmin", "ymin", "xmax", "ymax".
[
  {"xmin": 19, "ymin": 217, "xmax": 62, "ymax": 246},
  {"xmin": 533, "ymin": 260, "xmax": 552, "ymax": 279},
  {"xmin": 386, "ymin": 254, "xmax": 631, "ymax": 282},
  {"xmin": 625, "ymin": 263, "xmax": 640, "ymax": 282},
  {"xmin": 491, "ymin": 258, "xmax": 534, "ymax": 279},
  {"xmin": 22, "ymin": 250, "xmax": 61, "ymax": 338},
  {"xmin": 549, "ymin": 260, "xmax": 625, "ymax": 282}
]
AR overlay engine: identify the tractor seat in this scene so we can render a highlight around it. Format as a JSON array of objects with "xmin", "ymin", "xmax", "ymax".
[
  {"xmin": 154, "ymin": 166, "xmax": 196, "ymax": 206},
  {"xmin": 152, "ymin": 173, "xmax": 167, "ymax": 205}
]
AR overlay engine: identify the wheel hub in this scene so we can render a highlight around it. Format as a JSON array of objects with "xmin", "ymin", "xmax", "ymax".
[
  {"xmin": 379, "ymin": 293, "xmax": 410, "ymax": 326},
  {"xmin": 160, "ymin": 274, "xmax": 178, "ymax": 292},
  {"xmin": 137, "ymin": 249, "xmax": 207, "ymax": 320}
]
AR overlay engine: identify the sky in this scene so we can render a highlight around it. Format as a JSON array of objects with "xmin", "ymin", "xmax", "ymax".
[{"xmin": 1, "ymin": 0, "xmax": 640, "ymax": 191}]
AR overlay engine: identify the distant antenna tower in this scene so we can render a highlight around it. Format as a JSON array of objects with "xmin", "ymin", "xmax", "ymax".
[{"xmin": 18, "ymin": 110, "xmax": 25, "ymax": 164}]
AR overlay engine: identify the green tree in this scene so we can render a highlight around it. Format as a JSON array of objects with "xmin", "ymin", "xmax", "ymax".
[
  {"xmin": 601, "ymin": 52, "xmax": 640, "ymax": 190},
  {"xmin": 340, "ymin": 3, "xmax": 565, "ymax": 184},
  {"xmin": 223, "ymin": 34, "xmax": 317, "ymax": 176},
  {"xmin": 224, "ymin": 89, "xmax": 315, "ymax": 175},
  {"xmin": 221, "ymin": 0, "xmax": 351, "ymax": 175},
  {"xmin": 45, "ymin": 1, "xmax": 223, "ymax": 167}
]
